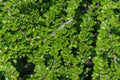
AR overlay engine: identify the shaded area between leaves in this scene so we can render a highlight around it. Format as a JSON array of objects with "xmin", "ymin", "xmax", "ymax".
[
  {"xmin": 19, "ymin": 0, "xmax": 52, "ymax": 16},
  {"xmin": 73, "ymin": 0, "xmax": 101, "ymax": 80},
  {"xmin": 0, "ymin": 71, "xmax": 5, "ymax": 80},
  {"xmin": 9, "ymin": 56, "xmax": 35, "ymax": 80}
]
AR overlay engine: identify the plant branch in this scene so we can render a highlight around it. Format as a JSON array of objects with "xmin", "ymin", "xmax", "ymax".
[
  {"xmin": 51, "ymin": 18, "xmax": 73, "ymax": 37},
  {"xmin": 43, "ymin": 18, "xmax": 73, "ymax": 43},
  {"xmin": 19, "ymin": 27, "xmax": 28, "ymax": 41}
]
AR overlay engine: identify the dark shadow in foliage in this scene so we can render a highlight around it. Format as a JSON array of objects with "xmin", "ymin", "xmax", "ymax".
[
  {"xmin": 107, "ymin": 57, "xmax": 112, "ymax": 67},
  {"xmin": 90, "ymin": 2, "xmax": 101, "ymax": 47},
  {"xmin": 73, "ymin": 0, "xmax": 92, "ymax": 34},
  {"xmin": 73, "ymin": 0, "xmax": 92, "ymax": 20},
  {"xmin": 19, "ymin": 2, "xmax": 38, "ymax": 15},
  {"xmin": 84, "ymin": 59, "xmax": 94, "ymax": 80},
  {"xmin": 110, "ymin": 28, "xmax": 120, "ymax": 36},
  {"xmin": 113, "ymin": 8, "xmax": 120, "ymax": 21},
  {"xmin": 58, "ymin": 50, "xmax": 66, "ymax": 66},
  {"xmin": 70, "ymin": 47, "xmax": 79, "ymax": 57},
  {"xmin": 42, "ymin": 0, "xmax": 52, "ymax": 3},
  {"xmin": 0, "ymin": 71, "xmax": 5, "ymax": 80},
  {"xmin": 73, "ymin": 0, "xmax": 97, "ymax": 80},
  {"xmin": 9, "ymin": 56, "xmax": 35, "ymax": 80},
  {"xmin": 58, "ymin": 50, "xmax": 74, "ymax": 68},
  {"xmin": 112, "ymin": 0, "xmax": 119, "ymax": 2},
  {"xmin": 19, "ymin": 0, "xmax": 52, "ymax": 16},
  {"xmin": 44, "ymin": 54, "xmax": 54, "ymax": 69},
  {"xmin": 91, "ymin": 20, "xmax": 101, "ymax": 47},
  {"xmin": 18, "ymin": 0, "xmax": 53, "ymax": 28},
  {"xmin": 78, "ymin": 59, "xmax": 94, "ymax": 80}
]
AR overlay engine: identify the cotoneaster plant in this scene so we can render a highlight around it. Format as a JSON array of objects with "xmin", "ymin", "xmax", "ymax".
[{"xmin": 0, "ymin": 0, "xmax": 120, "ymax": 80}]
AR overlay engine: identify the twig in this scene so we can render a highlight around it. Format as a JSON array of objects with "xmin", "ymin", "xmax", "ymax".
[
  {"xmin": 51, "ymin": 18, "xmax": 73, "ymax": 37},
  {"xmin": 114, "ymin": 54, "xmax": 117, "ymax": 69},
  {"xmin": 43, "ymin": 18, "xmax": 73, "ymax": 43},
  {"xmin": 19, "ymin": 27, "xmax": 28, "ymax": 40}
]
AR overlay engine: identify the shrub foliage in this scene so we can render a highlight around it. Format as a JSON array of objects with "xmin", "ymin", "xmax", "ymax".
[{"xmin": 0, "ymin": 0, "xmax": 120, "ymax": 80}]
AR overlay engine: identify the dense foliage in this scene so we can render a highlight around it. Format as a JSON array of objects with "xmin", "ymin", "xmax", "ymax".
[{"xmin": 0, "ymin": 0, "xmax": 120, "ymax": 80}]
